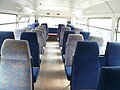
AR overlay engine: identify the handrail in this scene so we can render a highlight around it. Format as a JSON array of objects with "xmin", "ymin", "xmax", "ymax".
[
  {"xmin": 78, "ymin": 23, "xmax": 112, "ymax": 31},
  {"xmin": 0, "ymin": 22, "xmax": 17, "ymax": 25},
  {"xmin": 0, "ymin": 21, "xmax": 28, "ymax": 25},
  {"xmin": 115, "ymin": 18, "xmax": 120, "ymax": 41}
]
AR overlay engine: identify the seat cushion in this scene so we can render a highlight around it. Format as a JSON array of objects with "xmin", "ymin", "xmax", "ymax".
[
  {"xmin": 33, "ymin": 67, "xmax": 40, "ymax": 83},
  {"xmin": 65, "ymin": 66, "xmax": 72, "ymax": 80}
]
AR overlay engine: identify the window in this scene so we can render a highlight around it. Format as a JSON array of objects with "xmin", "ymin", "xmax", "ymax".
[
  {"xmin": 38, "ymin": 17, "xmax": 67, "ymax": 28},
  {"xmin": 88, "ymin": 18, "xmax": 112, "ymax": 54},
  {"xmin": 18, "ymin": 16, "xmax": 29, "ymax": 28},
  {"xmin": 0, "ymin": 13, "xmax": 16, "ymax": 31}
]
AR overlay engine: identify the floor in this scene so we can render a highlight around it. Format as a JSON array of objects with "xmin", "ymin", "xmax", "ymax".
[{"xmin": 34, "ymin": 41, "xmax": 70, "ymax": 90}]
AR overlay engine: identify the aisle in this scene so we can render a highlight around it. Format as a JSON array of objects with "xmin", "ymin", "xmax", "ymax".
[{"xmin": 35, "ymin": 41, "xmax": 70, "ymax": 90}]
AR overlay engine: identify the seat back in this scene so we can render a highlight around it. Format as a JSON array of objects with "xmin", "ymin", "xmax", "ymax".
[
  {"xmin": 57, "ymin": 24, "xmax": 65, "ymax": 42},
  {"xmin": 65, "ymin": 34, "xmax": 84, "ymax": 66},
  {"xmin": 61, "ymin": 31, "xmax": 75, "ymax": 55},
  {"xmin": 74, "ymin": 28, "xmax": 83, "ymax": 34},
  {"xmin": 80, "ymin": 31, "xmax": 90, "ymax": 41},
  {"xmin": 97, "ymin": 67, "xmax": 120, "ymax": 90},
  {"xmin": 72, "ymin": 41, "xmax": 100, "ymax": 90},
  {"xmin": 0, "ymin": 31, "xmax": 14, "ymax": 55},
  {"xmin": 37, "ymin": 26, "xmax": 46, "ymax": 46},
  {"xmin": 14, "ymin": 29, "xmax": 26, "ymax": 40},
  {"xmin": 21, "ymin": 32, "xmax": 40, "ymax": 67},
  {"xmin": 60, "ymin": 27, "xmax": 71, "ymax": 47},
  {"xmin": 105, "ymin": 42, "xmax": 120, "ymax": 66},
  {"xmin": 32, "ymin": 29, "xmax": 44, "ymax": 54},
  {"xmin": 41, "ymin": 23, "xmax": 48, "ymax": 38},
  {"xmin": 88, "ymin": 36, "xmax": 104, "ymax": 54},
  {"xmin": 0, "ymin": 39, "xmax": 32, "ymax": 90}
]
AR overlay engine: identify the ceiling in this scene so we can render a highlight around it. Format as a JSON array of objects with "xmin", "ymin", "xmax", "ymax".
[{"xmin": 0, "ymin": 0, "xmax": 120, "ymax": 18}]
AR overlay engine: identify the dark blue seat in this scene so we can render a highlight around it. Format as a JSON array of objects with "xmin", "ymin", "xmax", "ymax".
[
  {"xmin": 65, "ymin": 66, "xmax": 72, "ymax": 80},
  {"xmin": 105, "ymin": 42, "xmax": 120, "ymax": 66},
  {"xmin": 97, "ymin": 67, "xmax": 120, "ymax": 90},
  {"xmin": 20, "ymin": 32, "xmax": 40, "ymax": 83},
  {"xmin": 0, "ymin": 31, "xmax": 14, "ymax": 54},
  {"xmin": 71, "ymin": 41, "xmax": 100, "ymax": 90},
  {"xmin": 57, "ymin": 24, "xmax": 65, "ymax": 42},
  {"xmin": 80, "ymin": 31, "xmax": 90, "ymax": 41},
  {"xmin": 61, "ymin": 31, "xmax": 75, "ymax": 63}
]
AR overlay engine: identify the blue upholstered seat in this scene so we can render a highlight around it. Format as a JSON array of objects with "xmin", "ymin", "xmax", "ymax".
[
  {"xmin": 61, "ymin": 31, "xmax": 75, "ymax": 63},
  {"xmin": 71, "ymin": 41, "xmax": 100, "ymax": 90},
  {"xmin": 20, "ymin": 32, "xmax": 40, "ymax": 83},
  {"xmin": 0, "ymin": 39, "xmax": 32, "ymax": 90},
  {"xmin": 65, "ymin": 66, "xmax": 72, "ymax": 80},
  {"xmin": 97, "ymin": 67, "xmax": 120, "ymax": 90},
  {"xmin": 0, "ymin": 31, "xmax": 14, "ymax": 55},
  {"xmin": 80, "ymin": 31, "xmax": 90, "ymax": 41},
  {"xmin": 105, "ymin": 42, "xmax": 120, "ymax": 66},
  {"xmin": 21, "ymin": 32, "xmax": 40, "ymax": 66},
  {"xmin": 33, "ymin": 67, "xmax": 40, "ymax": 83}
]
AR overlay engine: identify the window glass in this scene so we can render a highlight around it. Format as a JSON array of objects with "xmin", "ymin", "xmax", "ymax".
[
  {"xmin": 0, "ymin": 13, "xmax": 16, "ymax": 31},
  {"xmin": 89, "ymin": 19, "xmax": 112, "ymax": 29},
  {"xmin": 38, "ymin": 17, "xmax": 67, "ymax": 28},
  {"xmin": 0, "ymin": 14, "xmax": 16, "ymax": 24},
  {"xmin": 89, "ymin": 18, "xmax": 112, "ymax": 55}
]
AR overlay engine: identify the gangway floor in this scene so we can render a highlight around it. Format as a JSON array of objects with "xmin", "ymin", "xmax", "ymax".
[{"xmin": 35, "ymin": 41, "xmax": 70, "ymax": 90}]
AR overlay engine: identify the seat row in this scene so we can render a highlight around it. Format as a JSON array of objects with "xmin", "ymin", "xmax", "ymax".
[
  {"xmin": 70, "ymin": 41, "xmax": 120, "ymax": 90},
  {"xmin": 0, "ymin": 23, "xmax": 48, "ymax": 89}
]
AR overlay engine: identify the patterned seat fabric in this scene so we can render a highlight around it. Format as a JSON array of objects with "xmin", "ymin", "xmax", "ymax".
[
  {"xmin": 60, "ymin": 27, "xmax": 71, "ymax": 47},
  {"xmin": 65, "ymin": 34, "xmax": 84, "ymax": 80},
  {"xmin": 74, "ymin": 28, "xmax": 83, "ymax": 34},
  {"xmin": 57, "ymin": 24, "xmax": 65, "ymax": 42},
  {"xmin": 88, "ymin": 36, "xmax": 104, "ymax": 55},
  {"xmin": 65, "ymin": 34, "xmax": 84, "ymax": 66},
  {"xmin": 32, "ymin": 29, "xmax": 44, "ymax": 54},
  {"xmin": 61, "ymin": 31, "xmax": 75, "ymax": 63},
  {"xmin": 14, "ymin": 29, "xmax": 26, "ymax": 40},
  {"xmin": 41, "ymin": 23, "xmax": 49, "ymax": 38},
  {"xmin": 0, "ymin": 39, "xmax": 32, "ymax": 90},
  {"xmin": 37, "ymin": 26, "xmax": 46, "ymax": 46}
]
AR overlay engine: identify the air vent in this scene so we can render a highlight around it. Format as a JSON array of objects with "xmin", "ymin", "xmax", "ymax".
[
  {"xmin": 57, "ymin": 13, "xmax": 60, "ymax": 15},
  {"xmin": 46, "ymin": 13, "xmax": 50, "ymax": 15}
]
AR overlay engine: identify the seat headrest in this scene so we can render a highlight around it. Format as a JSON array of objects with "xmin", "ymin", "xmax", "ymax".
[
  {"xmin": 1, "ymin": 39, "xmax": 31, "ymax": 60},
  {"xmin": 75, "ymin": 41, "xmax": 99, "ymax": 58},
  {"xmin": 89, "ymin": 36, "xmax": 103, "ymax": 46},
  {"xmin": 67, "ymin": 34, "xmax": 84, "ymax": 45},
  {"xmin": 105, "ymin": 42, "xmax": 120, "ymax": 57},
  {"xmin": 20, "ymin": 32, "xmax": 38, "ymax": 44}
]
